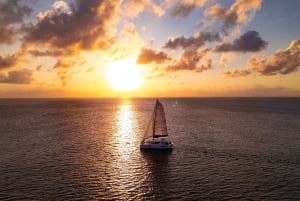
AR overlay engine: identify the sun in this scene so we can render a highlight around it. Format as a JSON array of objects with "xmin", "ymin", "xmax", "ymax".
[{"xmin": 106, "ymin": 56, "xmax": 144, "ymax": 91}]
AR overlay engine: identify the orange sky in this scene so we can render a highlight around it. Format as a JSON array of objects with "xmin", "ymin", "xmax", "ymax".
[{"xmin": 0, "ymin": 0, "xmax": 300, "ymax": 98}]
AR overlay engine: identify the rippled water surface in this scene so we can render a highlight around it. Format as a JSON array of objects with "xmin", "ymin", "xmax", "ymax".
[{"xmin": 0, "ymin": 98, "xmax": 300, "ymax": 200}]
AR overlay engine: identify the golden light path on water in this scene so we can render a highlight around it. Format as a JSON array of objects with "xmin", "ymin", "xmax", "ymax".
[
  {"xmin": 114, "ymin": 100, "xmax": 136, "ymax": 156},
  {"xmin": 107, "ymin": 100, "xmax": 147, "ymax": 198}
]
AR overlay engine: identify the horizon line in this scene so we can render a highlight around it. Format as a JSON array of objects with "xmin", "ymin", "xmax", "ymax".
[{"xmin": 1, "ymin": 96, "xmax": 300, "ymax": 99}]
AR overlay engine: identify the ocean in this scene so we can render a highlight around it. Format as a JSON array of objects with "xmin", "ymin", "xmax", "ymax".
[{"xmin": 0, "ymin": 98, "xmax": 299, "ymax": 200}]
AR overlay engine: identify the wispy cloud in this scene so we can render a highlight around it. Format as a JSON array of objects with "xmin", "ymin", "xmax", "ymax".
[
  {"xmin": 224, "ymin": 69, "xmax": 252, "ymax": 77},
  {"xmin": 121, "ymin": 0, "xmax": 164, "ymax": 17},
  {"xmin": 204, "ymin": 0, "xmax": 262, "ymax": 33},
  {"xmin": 53, "ymin": 58, "xmax": 86, "ymax": 86},
  {"xmin": 29, "ymin": 49, "xmax": 77, "ymax": 57},
  {"xmin": 169, "ymin": 0, "xmax": 210, "ymax": 17}
]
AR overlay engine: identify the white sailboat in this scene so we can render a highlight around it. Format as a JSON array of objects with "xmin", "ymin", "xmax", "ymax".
[{"xmin": 140, "ymin": 99, "xmax": 173, "ymax": 150}]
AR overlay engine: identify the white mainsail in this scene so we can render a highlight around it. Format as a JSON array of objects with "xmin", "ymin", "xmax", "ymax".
[{"xmin": 142, "ymin": 99, "xmax": 168, "ymax": 142}]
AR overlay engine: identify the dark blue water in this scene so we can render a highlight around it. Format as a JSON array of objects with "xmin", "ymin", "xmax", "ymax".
[{"xmin": 0, "ymin": 98, "xmax": 299, "ymax": 200}]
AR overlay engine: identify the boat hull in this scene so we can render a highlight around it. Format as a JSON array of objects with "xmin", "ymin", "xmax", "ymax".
[{"xmin": 140, "ymin": 141, "xmax": 173, "ymax": 150}]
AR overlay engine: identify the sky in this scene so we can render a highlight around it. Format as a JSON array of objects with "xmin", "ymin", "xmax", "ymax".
[{"xmin": 0, "ymin": 0, "xmax": 300, "ymax": 98}]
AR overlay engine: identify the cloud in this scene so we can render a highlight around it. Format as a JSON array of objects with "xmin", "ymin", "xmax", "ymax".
[
  {"xmin": 29, "ymin": 49, "xmax": 77, "ymax": 57},
  {"xmin": 170, "ymin": 0, "xmax": 209, "ymax": 17},
  {"xmin": 140, "ymin": 30, "xmax": 216, "ymax": 73},
  {"xmin": 18, "ymin": 0, "xmax": 122, "ymax": 86},
  {"xmin": 108, "ymin": 22, "xmax": 145, "ymax": 61},
  {"xmin": 164, "ymin": 32, "xmax": 220, "ymax": 50},
  {"xmin": 24, "ymin": 0, "xmax": 119, "ymax": 50},
  {"xmin": 0, "ymin": 26, "xmax": 16, "ymax": 45},
  {"xmin": 159, "ymin": 0, "xmax": 263, "ymax": 74},
  {"xmin": 0, "ymin": 68, "xmax": 33, "ymax": 84},
  {"xmin": 142, "ymin": 0, "xmax": 263, "ymax": 76},
  {"xmin": 53, "ymin": 58, "xmax": 75, "ymax": 86},
  {"xmin": 53, "ymin": 58, "xmax": 77, "ymax": 69},
  {"xmin": 251, "ymin": 40, "xmax": 300, "ymax": 75},
  {"xmin": 137, "ymin": 44, "xmax": 213, "ymax": 73},
  {"xmin": 0, "ymin": 54, "xmax": 19, "ymax": 70},
  {"xmin": 225, "ymin": 40, "xmax": 300, "ymax": 77},
  {"xmin": 224, "ymin": 69, "xmax": 251, "ymax": 77},
  {"xmin": 36, "ymin": 65, "xmax": 43, "ymax": 71},
  {"xmin": 121, "ymin": 0, "xmax": 164, "ymax": 17},
  {"xmin": 215, "ymin": 30, "xmax": 268, "ymax": 52},
  {"xmin": 204, "ymin": 0, "xmax": 262, "ymax": 32},
  {"xmin": 53, "ymin": 58, "xmax": 86, "ymax": 86},
  {"xmin": 166, "ymin": 47, "xmax": 212, "ymax": 72},
  {"xmin": 0, "ymin": 0, "xmax": 32, "ymax": 24},
  {"xmin": 56, "ymin": 69, "xmax": 72, "ymax": 87},
  {"xmin": 0, "ymin": 0, "xmax": 32, "ymax": 44},
  {"xmin": 52, "ymin": 1, "xmax": 70, "ymax": 11},
  {"xmin": 123, "ymin": 23, "xmax": 138, "ymax": 36},
  {"xmin": 137, "ymin": 48, "xmax": 171, "ymax": 64}
]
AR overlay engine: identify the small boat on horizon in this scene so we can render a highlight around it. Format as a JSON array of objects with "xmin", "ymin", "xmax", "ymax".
[{"xmin": 140, "ymin": 99, "xmax": 173, "ymax": 150}]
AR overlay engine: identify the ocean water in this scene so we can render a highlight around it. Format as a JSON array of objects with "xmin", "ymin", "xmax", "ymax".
[{"xmin": 0, "ymin": 98, "xmax": 299, "ymax": 200}]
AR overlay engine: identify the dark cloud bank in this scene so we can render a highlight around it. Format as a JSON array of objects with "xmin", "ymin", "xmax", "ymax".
[
  {"xmin": 0, "ymin": 0, "xmax": 121, "ymax": 85},
  {"xmin": 24, "ymin": 0, "xmax": 119, "ymax": 51}
]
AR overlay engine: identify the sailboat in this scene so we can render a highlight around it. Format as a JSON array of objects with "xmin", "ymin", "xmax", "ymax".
[{"xmin": 140, "ymin": 99, "xmax": 173, "ymax": 150}]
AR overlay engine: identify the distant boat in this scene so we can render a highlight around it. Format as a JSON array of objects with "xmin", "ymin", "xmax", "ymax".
[{"xmin": 140, "ymin": 99, "xmax": 173, "ymax": 150}]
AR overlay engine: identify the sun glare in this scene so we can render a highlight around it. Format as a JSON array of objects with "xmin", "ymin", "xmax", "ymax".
[{"xmin": 106, "ymin": 57, "xmax": 143, "ymax": 91}]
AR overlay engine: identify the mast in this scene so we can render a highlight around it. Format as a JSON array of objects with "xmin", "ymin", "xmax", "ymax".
[{"xmin": 152, "ymin": 99, "xmax": 158, "ymax": 138}]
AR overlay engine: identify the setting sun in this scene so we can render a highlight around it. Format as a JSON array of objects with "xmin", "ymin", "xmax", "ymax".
[{"xmin": 106, "ymin": 57, "xmax": 144, "ymax": 91}]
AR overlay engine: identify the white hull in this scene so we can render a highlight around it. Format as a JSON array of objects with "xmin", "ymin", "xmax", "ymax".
[{"xmin": 140, "ymin": 138, "xmax": 173, "ymax": 150}]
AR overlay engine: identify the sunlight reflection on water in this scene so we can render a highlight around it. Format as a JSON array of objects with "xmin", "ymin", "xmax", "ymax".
[
  {"xmin": 115, "ymin": 101, "xmax": 135, "ymax": 146},
  {"xmin": 113, "ymin": 100, "xmax": 139, "ymax": 158},
  {"xmin": 106, "ymin": 100, "xmax": 147, "ymax": 200}
]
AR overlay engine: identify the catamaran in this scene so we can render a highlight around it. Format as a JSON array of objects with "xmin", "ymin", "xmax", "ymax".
[{"xmin": 140, "ymin": 99, "xmax": 173, "ymax": 150}]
